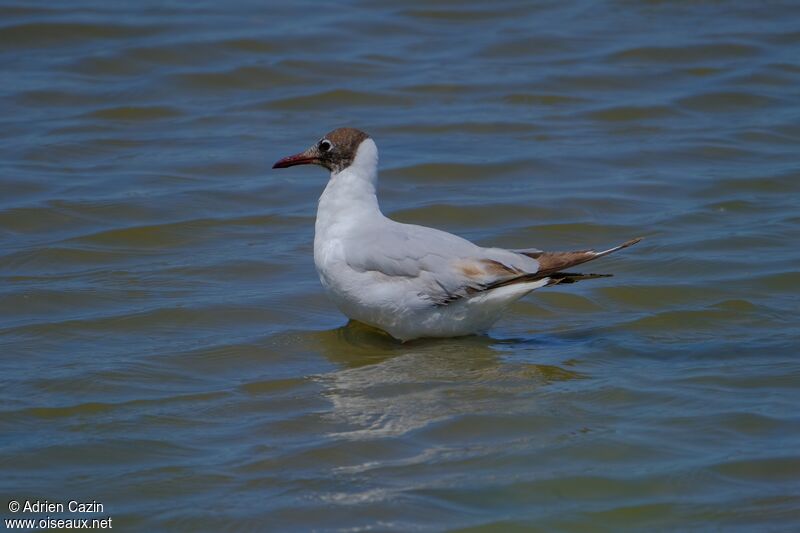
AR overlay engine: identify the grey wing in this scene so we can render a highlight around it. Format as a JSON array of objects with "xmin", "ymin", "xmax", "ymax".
[{"xmin": 343, "ymin": 219, "xmax": 541, "ymax": 304}]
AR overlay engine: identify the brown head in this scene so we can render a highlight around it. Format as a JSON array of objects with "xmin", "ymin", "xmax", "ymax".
[{"xmin": 272, "ymin": 127, "xmax": 370, "ymax": 174}]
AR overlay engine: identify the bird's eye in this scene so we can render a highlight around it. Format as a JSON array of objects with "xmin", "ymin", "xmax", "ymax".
[{"xmin": 319, "ymin": 139, "xmax": 332, "ymax": 152}]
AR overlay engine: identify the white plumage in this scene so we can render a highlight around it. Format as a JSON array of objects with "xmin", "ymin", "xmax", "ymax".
[{"xmin": 273, "ymin": 128, "xmax": 640, "ymax": 341}]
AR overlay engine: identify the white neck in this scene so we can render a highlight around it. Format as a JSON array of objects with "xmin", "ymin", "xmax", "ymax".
[{"xmin": 316, "ymin": 139, "xmax": 382, "ymax": 235}]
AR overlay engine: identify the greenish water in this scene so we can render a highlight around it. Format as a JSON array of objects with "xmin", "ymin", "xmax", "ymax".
[{"xmin": 1, "ymin": 0, "xmax": 799, "ymax": 531}]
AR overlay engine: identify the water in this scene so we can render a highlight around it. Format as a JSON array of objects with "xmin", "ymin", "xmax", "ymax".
[{"xmin": 1, "ymin": 0, "xmax": 799, "ymax": 530}]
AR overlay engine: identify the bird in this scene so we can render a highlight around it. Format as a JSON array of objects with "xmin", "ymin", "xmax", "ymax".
[{"xmin": 273, "ymin": 127, "xmax": 641, "ymax": 342}]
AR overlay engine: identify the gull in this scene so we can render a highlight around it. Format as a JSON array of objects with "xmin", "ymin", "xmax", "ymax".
[{"xmin": 273, "ymin": 128, "xmax": 641, "ymax": 341}]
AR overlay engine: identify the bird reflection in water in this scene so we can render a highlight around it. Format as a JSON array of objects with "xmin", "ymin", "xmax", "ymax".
[{"xmin": 310, "ymin": 320, "xmax": 585, "ymax": 439}]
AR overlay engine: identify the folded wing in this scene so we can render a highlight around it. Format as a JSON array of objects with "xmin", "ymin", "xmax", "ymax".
[
  {"xmin": 343, "ymin": 219, "xmax": 541, "ymax": 304},
  {"xmin": 344, "ymin": 218, "xmax": 641, "ymax": 305}
]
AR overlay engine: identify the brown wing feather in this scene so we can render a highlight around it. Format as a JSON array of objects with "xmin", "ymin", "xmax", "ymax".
[
  {"xmin": 433, "ymin": 237, "xmax": 642, "ymax": 306},
  {"xmin": 482, "ymin": 237, "xmax": 642, "ymax": 291},
  {"xmin": 523, "ymin": 237, "xmax": 642, "ymax": 277}
]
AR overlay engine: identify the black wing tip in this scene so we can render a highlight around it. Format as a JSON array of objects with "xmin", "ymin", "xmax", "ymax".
[{"xmin": 546, "ymin": 272, "xmax": 613, "ymax": 286}]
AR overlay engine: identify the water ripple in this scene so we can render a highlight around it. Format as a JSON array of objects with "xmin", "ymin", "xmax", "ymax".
[{"xmin": 2, "ymin": 0, "xmax": 799, "ymax": 530}]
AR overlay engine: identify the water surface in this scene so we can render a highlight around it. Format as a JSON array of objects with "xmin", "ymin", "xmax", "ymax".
[{"xmin": 1, "ymin": 0, "xmax": 799, "ymax": 531}]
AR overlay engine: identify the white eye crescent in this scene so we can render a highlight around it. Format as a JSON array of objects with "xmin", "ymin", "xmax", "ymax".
[{"xmin": 319, "ymin": 139, "xmax": 333, "ymax": 152}]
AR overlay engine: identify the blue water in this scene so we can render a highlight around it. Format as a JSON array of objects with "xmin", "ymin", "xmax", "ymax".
[{"xmin": 1, "ymin": 1, "xmax": 799, "ymax": 531}]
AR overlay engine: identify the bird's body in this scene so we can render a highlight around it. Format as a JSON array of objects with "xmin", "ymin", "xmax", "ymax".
[{"xmin": 274, "ymin": 128, "xmax": 640, "ymax": 341}]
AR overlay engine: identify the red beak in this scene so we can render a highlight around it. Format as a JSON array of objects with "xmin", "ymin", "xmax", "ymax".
[{"xmin": 272, "ymin": 151, "xmax": 316, "ymax": 169}]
